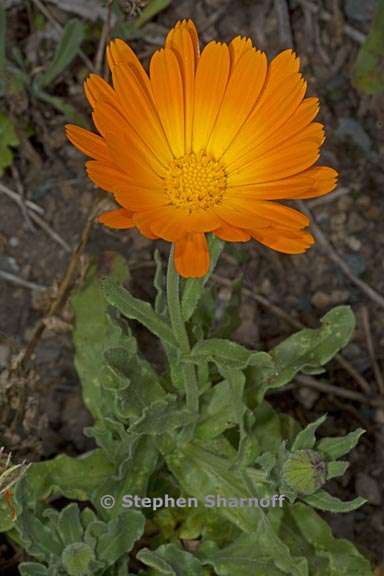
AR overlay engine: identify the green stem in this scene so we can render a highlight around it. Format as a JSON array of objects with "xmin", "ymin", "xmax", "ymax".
[{"xmin": 166, "ymin": 246, "xmax": 199, "ymax": 416}]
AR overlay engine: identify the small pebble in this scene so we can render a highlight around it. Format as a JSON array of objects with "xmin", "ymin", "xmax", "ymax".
[
  {"xmin": 345, "ymin": 236, "xmax": 362, "ymax": 251},
  {"xmin": 311, "ymin": 291, "xmax": 332, "ymax": 309}
]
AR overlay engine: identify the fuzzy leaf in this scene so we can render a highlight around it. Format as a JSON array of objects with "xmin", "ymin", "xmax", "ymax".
[
  {"xmin": 37, "ymin": 18, "xmax": 84, "ymax": 87},
  {"xmin": 283, "ymin": 503, "xmax": 373, "ymax": 575},
  {"xmin": 257, "ymin": 306, "xmax": 355, "ymax": 398},
  {"xmin": 18, "ymin": 563, "xmax": 49, "ymax": 576},
  {"xmin": 303, "ymin": 490, "xmax": 366, "ymax": 513},
  {"xmin": 129, "ymin": 398, "xmax": 197, "ymax": 436},
  {"xmin": 326, "ymin": 461, "xmax": 350, "ymax": 480},
  {"xmin": 14, "ymin": 449, "xmax": 114, "ymax": 507},
  {"xmin": 61, "ymin": 542, "xmax": 95, "ymax": 576},
  {"xmin": 200, "ymin": 524, "xmax": 307, "ymax": 576},
  {"xmin": 104, "ymin": 345, "xmax": 165, "ymax": 419},
  {"xmin": 291, "ymin": 415, "xmax": 327, "ymax": 451},
  {"xmin": 317, "ymin": 428, "xmax": 365, "ymax": 460},
  {"xmin": 71, "ymin": 253, "xmax": 131, "ymax": 421},
  {"xmin": 190, "ymin": 338, "xmax": 273, "ymax": 372},
  {"xmin": 95, "ymin": 510, "xmax": 145, "ymax": 566},
  {"xmin": 103, "ymin": 277, "xmax": 177, "ymax": 348},
  {"xmin": 57, "ymin": 503, "xmax": 83, "ymax": 545},
  {"xmin": 138, "ymin": 543, "xmax": 204, "ymax": 575}
]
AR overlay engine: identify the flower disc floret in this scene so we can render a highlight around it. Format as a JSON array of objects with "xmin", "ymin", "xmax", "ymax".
[{"xmin": 165, "ymin": 152, "xmax": 226, "ymax": 212}]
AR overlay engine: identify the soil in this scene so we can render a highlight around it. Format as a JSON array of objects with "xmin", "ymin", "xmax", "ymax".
[{"xmin": 1, "ymin": 0, "xmax": 384, "ymax": 572}]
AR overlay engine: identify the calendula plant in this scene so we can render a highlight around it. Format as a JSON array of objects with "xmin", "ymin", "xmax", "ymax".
[{"xmin": 1, "ymin": 19, "xmax": 374, "ymax": 576}]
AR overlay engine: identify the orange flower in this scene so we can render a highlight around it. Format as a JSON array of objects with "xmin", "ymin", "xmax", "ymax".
[{"xmin": 66, "ymin": 20, "xmax": 337, "ymax": 278}]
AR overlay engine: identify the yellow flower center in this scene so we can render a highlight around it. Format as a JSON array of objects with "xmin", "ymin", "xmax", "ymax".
[{"xmin": 164, "ymin": 152, "xmax": 226, "ymax": 212}]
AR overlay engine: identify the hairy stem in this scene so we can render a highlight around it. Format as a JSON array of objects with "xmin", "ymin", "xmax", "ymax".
[{"xmin": 166, "ymin": 246, "xmax": 199, "ymax": 417}]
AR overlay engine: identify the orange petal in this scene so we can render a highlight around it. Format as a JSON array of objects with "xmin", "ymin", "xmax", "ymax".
[
  {"xmin": 110, "ymin": 62, "xmax": 172, "ymax": 167},
  {"xmin": 150, "ymin": 48, "xmax": 185, "ymax": 157},
  {"xmin": 295, "ymin": 166, "xmax": 338, "ymax": 199},
  {"xmin": 174, "ymin": 233, "xmax": 209, "ymax": 277},
  {"xmin": 98, "ymin": 208, "xmax": 134, "ymax": 229},
  {"xmin": 228, "ymin": 166, "xmax": 337, "ymax": 200},
  {"xmin": 92, "ymin": 102, "xmax": 166, "ymax": 185},
  {"xmin": 107, "ymin": 38, "xmax": 146, "ymax": 75},
  {"xmin": 65, "ymin": 124, "xmax": 110, "ymax": 162},
  {"xmin": 250, "ymin": 227, "xmax": 314, "ymax": 254},
  {"xmin": 227, "ymin": 122, "xmax": 324, "ymax": 186},
  {"xmin": 267, "ymin": 49, "xmax": 301, "ymax": 89},
  {"xmin": 224, "ymin": 73, "xmax": 307, "ymax": 169},
  {"xmin": 133, "ymin": 206, "xmax": 220, "ymax": 241},
  {"xmin": 86, "ymin": 161, "xmax": 165, "ymax": 210},
  {"xmin": 213, "ymin": 223, "xmax": 251, "ymax": 241},
  {"xmin": 84, "ymin": 74, "xmax": 115, "ymax": 109},
  {"xmin": 229, "ymin": 36, "xmax": 254, "ymax": 67},
  {"xmin": 227, "ymin": 138, "xmax": 321, "ymax": 186},
  {"xmin": 215, "ymin": 199, "xmax": 309, "ymax": 230},
  {"xmin": 207, "ymin": 47, "xmax": 268, "ymax": 159},
  {"xmin": 166, "ymin": 20, "xmax": 199, "ymax": 153},
  {"xmin": 192, "ymin": 41, "xmax": 230, "ymax": 153}
]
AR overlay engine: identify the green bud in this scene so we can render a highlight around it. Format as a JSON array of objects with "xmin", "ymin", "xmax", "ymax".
[{"xmin": 282, "ymin": 449, "xmax": 327, "ymax": 496}]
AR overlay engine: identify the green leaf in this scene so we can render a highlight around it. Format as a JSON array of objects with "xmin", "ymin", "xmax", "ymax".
[
  {"xmin": 283, "ymin": 503, "xmax": 373, "ymax": 575},
  {"xmin": 61, "ymin": 542, "xmax": 95, "ymax": 576},
  {"xmin": 16, "ymin": 509, "xmax": 63, "ymax": 560},
  {"xmin": 163, "ymin": 439, "xmax": 269, "ymax": 533},
  {"xmin": 0, "ymin": 111, "xmax": 19, "ymax": 175},
  {"xmin": 37, "ymin": 18, "xmax": 84, "ymax": 87},
  {"xmin": 317, "ymin": 428, "xmax": 365, "ymax": 460},
  {"xmin": 196, "ymin": 379, "xmax": 244, "ymax": 440},
  {"xmin": 190, "ymin": 338, "xmax": 273, "ymax": 371},
  {"xmin": 14, "ymin": 449, "xmax": 114, "ymax": 507},
  {"xmin": 95, "ymin": 510, "xmax": 145, "ymax": 566},
  {"xmin": 291, "ymin": 415, "xmax": 327, "ymax": 451},
  {"xmin": 138, "ymin": 543, "xmax": 204, "ymax": 575},
  {"xmin": 303, "ymin": 490, "xmax": 366, "ymax": 513},
  {"xmin": 18, "ymin": 563, "xmax": 49, "ymax": 576},
  {"xmin": 353, "ymin": 0, "xmax": 384, "ymax": 94},
  {"xmin": 71, "ymin": 253, "xmax": 131, "ymax": 421},
  {"xmin": 57, "ymin": 503, "xmax": 83, "ymax": 546},
  {"xmin": 212, "ymin": 277, "xmax": 242, "ymax": 339},
  {"xmin": 129, "ymin": 398, "xmax": 198, "ymax": 436},
  {"xmin": 260, "ymin": 306, "xmax": 355, "ymax": 398},
  {"xmin": 103, "ymin": 277, "xmax": 177, "ymax": 348},
  {"xmin": 104, "ymin": 345, "xmax": 165, "ymax": 419},
  {"xmin": 134, "ymin": 0, "xmax": 171, "ymax": 28},
  {"xmin": 326, "ymin": 461, "xmax": 349, "ymax": 480},
  {"xmin": 199, "ymin": 524, "xmax": 307, "ymax": 576},
  {"xmin": 181, "ymin": 236, "xmax": 224, "ymax": 322},
  {"xmin": 94, "ymin": 436, "xmax": 159, "ymax": 518}
]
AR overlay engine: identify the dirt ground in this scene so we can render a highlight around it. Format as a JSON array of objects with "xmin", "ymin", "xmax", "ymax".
[{"xmin": 1, "ymin": 0, "xmax": 384, "ymax": 571}]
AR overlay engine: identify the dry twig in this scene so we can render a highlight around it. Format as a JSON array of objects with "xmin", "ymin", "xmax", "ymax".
[
  {"xmin": 94, "ymin": 0, "xmax": 113, "ymax": 76},
  {"xmin": 274, "ymin": 0, "xmax": 294, "ymax": 48},
  {"xmin": 361, "ymin": 305, "xmax": 384, "ymax": 394},
  {"xmin": 11, "ymin": 200, "xmax": 105, "ymax": 372},
  {"xmin": 0, "ymin": 270, "xmax": 47, "ymax": 292},
  {"xmin": 294, "ymin": 374, "xmax": 384, "ymax": 408},
  {"xmin": 298, "ymin": 201, "xmax": 384, "ymax": 311},
  {"xmin": 0, "ymin": 182, "xmax": 70, "ymax": 252},
  {"xmin": 298, "ymin": 0, "xmax": 366, "ymax": 44}
]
